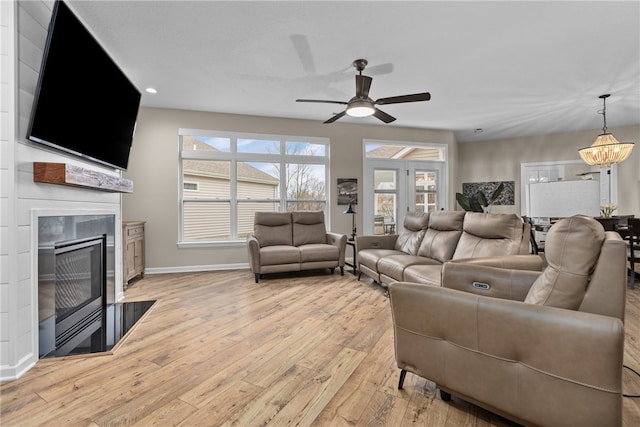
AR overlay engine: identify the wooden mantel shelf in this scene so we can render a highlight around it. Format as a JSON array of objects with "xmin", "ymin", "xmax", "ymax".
[{"xmin": 33, "ymin": 162, "xmax": 133, "ymax": 193}]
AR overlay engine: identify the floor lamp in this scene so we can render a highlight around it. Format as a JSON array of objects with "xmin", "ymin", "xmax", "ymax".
[{"xmin": 343, "ymin": 202, "xmax": 357, "ymax": 241}]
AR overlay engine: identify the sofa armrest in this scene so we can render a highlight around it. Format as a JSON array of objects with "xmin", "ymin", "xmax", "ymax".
[
  {"xmin": 246, "ymin": 235, "xmax": 261, "ymax": 273},
  {"xmin": 355, "ymin": 234, "xmax": 398, "ymax": 252},
  {"xmin": 326, "ymin": 232, "xmax": 347, "ymax": 266},
  {"xmin": 448, "ymin": 254, "xmax": 544, "ymax": 271},
  {"xmin": 441, "ymin": 261, "xmax": 541, "ymax": 301},
  {"xmin": 388, "ymin": 282, "xmax": 624, "ymax": 425}
]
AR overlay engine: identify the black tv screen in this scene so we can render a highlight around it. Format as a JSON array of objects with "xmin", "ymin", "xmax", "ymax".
[{"xmin": 27, "ymin": 1, "xmax": 141, "ymax": 170}]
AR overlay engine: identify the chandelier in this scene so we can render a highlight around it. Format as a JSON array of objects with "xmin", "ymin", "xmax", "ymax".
[{"xmin": 578, "ymin": 94, "xmax": 634, "ymax": 168}]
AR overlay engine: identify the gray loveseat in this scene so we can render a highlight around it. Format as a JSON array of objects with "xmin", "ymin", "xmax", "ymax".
[
  {"xmin": 357, "ymin": 211, "xmax": 533, "ymax": 287},
  {"xmin": 247, "ymin": 211, "xmax": 347, "ymax": 283}
]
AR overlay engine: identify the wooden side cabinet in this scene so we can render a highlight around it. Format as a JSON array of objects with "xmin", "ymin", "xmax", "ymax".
[{"xmin": 122, "ymin": 221, "xmax": 145, "ymax": 288}]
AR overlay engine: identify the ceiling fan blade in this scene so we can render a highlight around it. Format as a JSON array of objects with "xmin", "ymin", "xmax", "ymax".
[
  {"xmin": 375, "ymin": 92, "xmax": 431, "ymax": 105},
  {"xmin": 290, "ymin": 34, "xmax": 316, "ymax": 75},
  {"xmin": 373, "ymin": 108, "xmax": 396, "ymax": 123},
  {"xmin": 365, "ymin": 62, "xmax": 394, "ymax": 76},
  {"xmin": 356, "ymin": 75, "xmax": 372, "ymax": 98},
  {"xmin": 324, "ymin": 111, "xmax": 346, "ymax": 124},
  {"xmin": 296, "ymin": 99, "xmax": 348, "ymax": 105}
]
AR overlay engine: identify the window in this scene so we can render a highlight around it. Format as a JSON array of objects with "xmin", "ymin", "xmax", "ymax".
[
  {"xmin": 179, "ymin": 129, "xmax": 329, "ymax": 245},
  {"xmin": 183, "ymin": 182, "xmax": 199, "ymax": 191}
]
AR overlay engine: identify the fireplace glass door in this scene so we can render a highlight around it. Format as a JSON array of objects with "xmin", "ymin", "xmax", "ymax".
[{"xmin": 53, "ymin": 235, "xmax": 106, "ymax": 351}]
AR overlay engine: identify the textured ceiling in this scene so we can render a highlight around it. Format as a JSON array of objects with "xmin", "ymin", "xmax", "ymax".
[{"xmin": 68, "ymin": 0, "xmax": 640, "ymax": 143}]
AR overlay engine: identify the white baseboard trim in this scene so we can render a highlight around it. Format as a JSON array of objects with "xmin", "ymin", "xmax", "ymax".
[
  {"xmin": 1, "ymin": 353, "xmax": 37, "ymax": 382},
  {"xmin": 144, "ymin": 263, "xmax": 249, "ymax": 275}
]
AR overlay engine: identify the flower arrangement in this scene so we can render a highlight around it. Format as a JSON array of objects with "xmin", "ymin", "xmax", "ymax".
[{"xmin": 600, "ymin": 204, "xmax": 617, "ymax": 218}]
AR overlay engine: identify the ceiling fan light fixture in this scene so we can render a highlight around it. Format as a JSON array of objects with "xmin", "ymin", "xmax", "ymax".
[
  {"xmin": 578, "ymin": 94, "xmax": 635, "ymax": 168},
  {"xmin": 346, "ymin": 100, "xmax": 375, "ymax": 117}
]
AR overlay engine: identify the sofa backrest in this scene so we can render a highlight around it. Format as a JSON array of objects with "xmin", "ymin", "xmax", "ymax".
[
  {"xmin": 452, "ymin": 213, "xmax": 527, "ymax": 259},
  {"xmin": 394, "ymin": 212, "xmax": 429, "ymax": 255},
  {"xmin": 254, "ymin": 212, "xmax": 293, "ymax": 247},
  {"xmin": 521, "ymin": 215, "xmax": 627, "ymax": 320},
  {"xmin": 417, "ymin": 211, "xmax": 465, "ymax": 262},
  {"xmin": 292, "ymin": 211, "xmax": 327, "ymax": 246},
  {"xmin": 579, "ymin": 231, "xmax": 627, "ymax": 320}
]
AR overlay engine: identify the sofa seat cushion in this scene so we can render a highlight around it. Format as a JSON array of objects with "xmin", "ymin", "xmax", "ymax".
[
  {"xmin": 403, "ymin": 264, "xmax": 444, "ymax": 286},
  {"xmin": 298, "ymin": 243, "xmax": 339, "ymax": 263},
  {"xmin": 259, "ymin": 245, "xmax": 300, "ymax": 266},
  {"xmin": 378, "ymin": 255, "xmax": 441, "ymax": 282},
  {"xmin": 358, "ymin": 248, "xmax": 406, "ymax": 271}
]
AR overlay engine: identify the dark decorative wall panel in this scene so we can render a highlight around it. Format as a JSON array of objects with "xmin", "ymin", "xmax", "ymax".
[{"xmin": 462, "ymin": 181, "xmax": 515, "ymax": 205}]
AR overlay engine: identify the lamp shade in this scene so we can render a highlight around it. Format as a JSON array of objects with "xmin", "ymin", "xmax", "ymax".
[
  {"xmin": 343, "ymin": 203, "xmax": 356, "ymax": 214},
  {"xmin": 578, "ymin": 133, "xmax": 635, "ymax": 168},
  {"xmin": 578, "ymin": 94, "xmax": 635, "ymax": 168}
]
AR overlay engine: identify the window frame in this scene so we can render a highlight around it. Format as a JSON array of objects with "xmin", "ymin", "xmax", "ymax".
[{"xmin": 178, "ymin": 128, "xmax": 330, "ymax": 247}]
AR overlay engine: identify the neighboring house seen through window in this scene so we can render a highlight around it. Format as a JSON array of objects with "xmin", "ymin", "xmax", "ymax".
[
  {"xmin": 183, "ymin": 182, "xmax": 199, "ymax": 191},
  {"xmin": 179, "ymin": 129, "xmax": 329, "ymax": 244}
]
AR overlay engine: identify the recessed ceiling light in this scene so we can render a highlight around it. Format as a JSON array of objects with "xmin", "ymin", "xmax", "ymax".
[
  {"xmin": 474, "ymin": 128, "xmax": 483, "ymax": 134},
  {"xmin": 145, "ymin": 87, "xmax": 158, "ymax": 94}
]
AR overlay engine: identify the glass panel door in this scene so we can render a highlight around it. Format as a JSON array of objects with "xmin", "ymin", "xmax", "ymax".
[
  {"xmin": 373, "ymin": 169, "xmax": 397, "ymax": 235},
  {"xmin": 414, "ymin": 170, "xmax": 438, "ymax": 213}
]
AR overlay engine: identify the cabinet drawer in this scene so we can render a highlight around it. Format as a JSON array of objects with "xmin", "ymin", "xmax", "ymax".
[{"xmin": 126, "ymin": 226, "xmax": 144, "ymax": 238}]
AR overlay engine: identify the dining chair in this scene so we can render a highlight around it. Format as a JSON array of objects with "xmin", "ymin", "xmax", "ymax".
[{"xmin": 620, "ymin": 217, "xmax": 640, "ymax": 289}]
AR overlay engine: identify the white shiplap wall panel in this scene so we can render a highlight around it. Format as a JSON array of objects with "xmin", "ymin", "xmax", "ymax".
[
  {"xmin": 0, "ymin": 282, "xmax": 7, "ymax": 313},
  {"xmin": 0, "ymin": 251, "xmax": 7, "ymax": 284},
  {"xmin": 17, "ymin": 2, "xmax": 48, "ymax": 51},
  {"xmin": 16, "ymin": 166, "xmax": 122, "ymax": 205},
  {"xmin": 18, "ymin": 32, "xmax": 45, "ymax": 73},
  {"xmin": 0, "ymin": 61, "xmax": 9, "ymax": 108},
  {"xmin": 17, "ymin": 277, "xmax": 31, "ymax": 308},
  {"xmin": 0, "ymin": 0, "xmax": 17, "ymax": 380},
  {"xmin": 17, "ymin": 225, "xmax": 29, "ymax": 252},
  {"xmin": 0, "ymin": 198, "xmax": 7, "ymax": 231},
  {"xmin": 16, "ymin": 1, "xmax": 48, "ymax": 144},
  {"xmin": 17, "ymin": 89, "xmax": 33, "ymax": 138},
  {"xmin": 2, "ymin": 0, "xmax": 125, "ymax": 380},
  {"xmin": 18, "ymin": 305, "xmax": 31, "ymax": 336},
  {"xmin": 17, "ymin": 56, "xmax": 38, "ymax": 95},
  {"xmin": 18, "ymin": 0, "xmax": 52, "ymax": 34},
  {"xmin": 0, "ymin": 112, "xmax": 9, "ymax": 149},
  {"xmin": 0, "ymin": 169, "xmax": 9, "ymax": 199}
]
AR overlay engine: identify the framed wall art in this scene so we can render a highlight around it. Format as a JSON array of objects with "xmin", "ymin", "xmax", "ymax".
[{"xmin": 337, "ymin": 178, "xmax": 358, "ymax": 205}]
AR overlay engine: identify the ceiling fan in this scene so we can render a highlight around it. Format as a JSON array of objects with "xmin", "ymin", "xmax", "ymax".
[{"xmin": 296, "ymin": 59, "xmax": 431, "ymax": 124}]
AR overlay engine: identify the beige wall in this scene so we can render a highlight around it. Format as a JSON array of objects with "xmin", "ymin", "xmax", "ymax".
[
  {"xmin": 456, "ymin": 125, "xmax": 640, "ymax": 215},
  {"xmin": 123, "ymin": 107, "xmax": 457, "ymax": 270}
]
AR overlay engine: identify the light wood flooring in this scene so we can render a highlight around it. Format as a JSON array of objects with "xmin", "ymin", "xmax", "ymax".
[{"xmin": 2, "ymin": 270, "xmax": 640, "ymax": 426}]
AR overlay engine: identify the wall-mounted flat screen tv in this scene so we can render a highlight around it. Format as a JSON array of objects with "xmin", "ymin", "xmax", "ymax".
[{"xmin": 27, "ymin": 1, "xmax": 141, "ymax": 170}]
